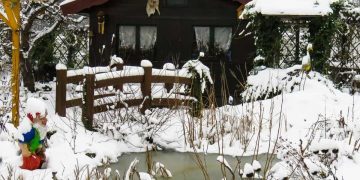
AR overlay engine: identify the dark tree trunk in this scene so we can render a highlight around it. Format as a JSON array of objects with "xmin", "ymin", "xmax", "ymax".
[
  {"xmin": 20, "ymin": 55, "xmax": 35, "ymax": 92},
  {"xmin": 21, "ymin": 31, "xmax": 35, "ymax": 92}
]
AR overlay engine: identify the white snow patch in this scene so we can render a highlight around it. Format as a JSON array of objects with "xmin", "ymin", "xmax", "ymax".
[
  {"xmin": 60, "ymin": 0, "xmax": 76, "ymax": 6},
  {"xmin": 240, "ymin": 0, "xmax": 334, "ymax": 19},
  {"xmin": 163, "ymin": 63, "xmax": 175, "ymax": 70},
  {"xmin": 310, "ymin": 139, "xmax": 339, "ymax": 152},
  {"xmin": 139, "ymin": 172, "xmax": 153, "ymax": 180},
  {"xmin": 141, "ymin": 60, "xmax": 153, "ymax": 67},
  {"xmin": 25, "ymin": 98, "xmax": 47, "ymax": 118},
  {"xmin": 182, "ymin": 59, "xmax": 213, "ymax": 92},
  {"xmin": 55, "ymin": 63, "xmax": 67, "ymax": 70},
  {"xmin": 252, "ymin": 160, "xmax": 261, "ymax": 171},
  {"xmin": 242, "ymin": 163, "xmax": 254, "ymax": 177},
  {"xmin": 217, "ymin": 155, "xmax": 233, "ymax": 172},
  {"xmin": 110, "ymin": 55, "xmax": 124, "ymax": 67},
  {"xmin": 354, "ymin": 75, "xmax": 360, "ymax": 81}
]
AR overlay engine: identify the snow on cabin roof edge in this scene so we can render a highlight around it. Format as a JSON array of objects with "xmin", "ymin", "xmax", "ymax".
[
  {"xmin": 60, "ymin": 0, "xmax": 109, "ymax": 15},
  {"xmin": 239, "ymin": 0, "xmax": 338, "ymax": 19}
]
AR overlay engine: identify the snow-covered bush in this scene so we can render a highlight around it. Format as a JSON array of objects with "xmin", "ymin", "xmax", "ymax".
[
  {"xmin": 269, "ymin": 112, "xmax": 360, "ymax": 179},
  {"xmin": 241, "ymin": 65, "xmax": 336, "ymax": 102},
  {"xmin": 181, "ymin": 57, "xmax": 213, "ymax": 117}
]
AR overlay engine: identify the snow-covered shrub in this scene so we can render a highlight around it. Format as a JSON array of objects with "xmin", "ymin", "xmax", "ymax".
[
  {"xmin": 269, "ymin": 112, "xmax": 360, "ymax": 179},
  {"xmin": 241, "ymin": 65, "xmax": 336, "ymax": 102},
  {"xmin": 181, "ymin": 58, "xmax": 213, "ymax": 117}
]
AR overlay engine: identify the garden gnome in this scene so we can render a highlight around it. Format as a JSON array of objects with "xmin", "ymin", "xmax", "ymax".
[{"xmin": 18, "ymin": 98, "xmax": 48, "ymax": 170}]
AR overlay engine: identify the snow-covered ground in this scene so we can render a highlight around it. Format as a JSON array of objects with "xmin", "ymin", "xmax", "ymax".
[{"xmin": 0, "ymin": 64, "xmax": 360, "ymax": 179}]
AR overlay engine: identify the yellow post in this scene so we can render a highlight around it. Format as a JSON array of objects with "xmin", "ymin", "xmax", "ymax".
[{"xmin": 1, "ymin": 0, "xmax": 21, "ymax": 127}]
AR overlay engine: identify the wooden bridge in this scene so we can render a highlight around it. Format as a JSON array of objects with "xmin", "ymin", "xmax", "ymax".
[{"xmin": 55, "ymin": 59, "xmax": 197, "ymax": 129}]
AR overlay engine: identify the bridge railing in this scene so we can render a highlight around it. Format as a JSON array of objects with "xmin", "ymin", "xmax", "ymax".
[{"xmin": 55, "ymin": 60, "xmax": 196, "ymax": 129}]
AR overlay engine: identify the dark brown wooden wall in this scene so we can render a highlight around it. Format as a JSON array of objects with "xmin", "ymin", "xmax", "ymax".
[{"xmin": 86, "ymin": 0, "xmax": 255, "ymax": 104}]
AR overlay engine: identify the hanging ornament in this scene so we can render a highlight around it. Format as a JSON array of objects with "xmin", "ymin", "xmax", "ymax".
[
  {"xmin": 237, "ymin": 4, "xmax": 245, "ymax": 17},
  {"xmin": 97, "ymin": 11, "xmax": 106, "ymax": 35},
  {"xmin": 146, "ymin": 0, "xmax": 160, "ymax": 17}
]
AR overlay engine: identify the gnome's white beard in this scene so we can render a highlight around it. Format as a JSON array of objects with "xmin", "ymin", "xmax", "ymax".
[{"xmin": 33, "ymin": 122, "xmax": 47, "ymax": 140}]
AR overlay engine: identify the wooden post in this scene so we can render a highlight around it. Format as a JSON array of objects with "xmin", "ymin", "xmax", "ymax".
[
  {"xmin": 83, "ymin": 73, "xmax": 95, "ymax": 130},
  {"xmin": 1, "ymin": 0, "xmax": 21, "ymax": 127},
  {"xmin": 141, "ymin": 60, "xmax": 152, "ymax": 113},
  {"xmin": 56, "ymin": 67, "xmax": 67, "ymax": 116},
  {"xmin": 114, "ymin": 63, "xmax": 123, "ymax": 91},
  {"xmin": 163, "ymin": 63, "xmax": 175, "ymax": 93}
]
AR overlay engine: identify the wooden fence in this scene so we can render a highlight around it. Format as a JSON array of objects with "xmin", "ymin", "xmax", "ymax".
[{"xmin": 56, "ymin": 60, "xmax": 195, "ymax": 128}]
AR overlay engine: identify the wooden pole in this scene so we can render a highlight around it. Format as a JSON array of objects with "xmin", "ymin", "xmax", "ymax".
[
  {"xmin": 56, "ymin": 69, "xmax": 67, "ymax": 116},
  {"xmin": 114, "ymin": 63, "xmax": 123, "ymax": 91},
  {"xmin": 141, "ymin": 60, "xmax": 152, "ymax": 114},
  {"xmin": 83, "ymin": 73, "xmax": 95, "ymax": 130},
  {"xmin": 1, "ymin": 0, "xmax": 21, "ymax": 127},
  {"xmin": 163, "ymin": 63, "xmax": 175, "ymax": 93},
  {"xmin": 11, "ymin": 28, "xmax": 20, "ymax": 127}
]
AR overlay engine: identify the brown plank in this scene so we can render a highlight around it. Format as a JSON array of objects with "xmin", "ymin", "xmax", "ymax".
[
  {"xmin": 56, "ymin": 69, "xmax": 67, "ymax": 116},
  {"xmin": 95, "ymin": 75, "xmax": 143, "ymax": 88},
  {"xmin": 67, "ymin": 75, "xmax": 84, "ymax": 84},
  {"xmin": 83, "ymin": 74, "xmax": 95, "ymax": 130},
  {"xmin": 152, "ymin": 75, "xmax": 192, "ymax": 85},
  {"xmin": 94, "ymin": 93, "xmax": 116, "ymax": 100},
  {"xmin": 141, "ymin": 66, "xmax": 152, "ymax": 113},
  {"xmin": 66, "ymin": 98, "xmax": 82, "ymax": 108}
]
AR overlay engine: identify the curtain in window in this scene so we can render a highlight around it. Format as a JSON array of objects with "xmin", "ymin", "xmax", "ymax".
[
  {"xmin": 119, "ymin": 26, "xmax": 136, "ymax": 49},
  {"xmin": 352, "ymin": 0, "xmax": 360, "ymax": 6},
  {"xmin": 194, "ymin": 27, "xmax": 210, "ymax": 52},
  {"xmin": 214, "ymin": 27, "xmax": 232, "ymax": 52},
  {"xmin": 140, "ymin": 26, "xmax": 157, "ymax": 50}
]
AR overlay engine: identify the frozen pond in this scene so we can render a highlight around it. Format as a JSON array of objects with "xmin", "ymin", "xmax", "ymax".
[{"xmin": 101, "ymin": 151, "xmax": 278, "ymax": 179}]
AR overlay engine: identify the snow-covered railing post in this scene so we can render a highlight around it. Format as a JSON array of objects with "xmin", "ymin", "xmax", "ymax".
[
  {"xmin": 141, "ymin": 60, "xmax": 152, "ymax": 114},
  {"xmin": 56, "ymin": 64, "xmax": 67, "ymax": 117},
  {"xmin": 110, "ymin": 56, "xmax": 124, "ymax": 91},
  {"xmin": 163, "ymin": 63, "xmax": 176, "ymax": 93},
  {"xmin": 352, "ymin": 75, "xmax": 360, "ymax": 93},
  {"xmin": 82, "ymin": 68, "xmax": 96, "ymax": 131}
]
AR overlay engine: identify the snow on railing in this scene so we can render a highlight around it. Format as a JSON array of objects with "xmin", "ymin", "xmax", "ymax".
[{"xmin": 56, "ymin": 59, "xmax": 203, "ymax": 130}]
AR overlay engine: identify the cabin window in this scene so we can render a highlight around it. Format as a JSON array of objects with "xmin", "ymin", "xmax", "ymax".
[
  {"xmin": 214, "ymin": 27, "xmax": 232, "ymax": 52},
  {"xmin": 194, "ymin": 26, "xmax": 232, "ymax": 53},
  {"xmin": 166, "ymin": 0, "xmax": 187, "ymax": 6},
  {"xmin": 194, "ymin": 27, "xmax": 210, "ymax": 52},
  {"xmin": 118, "ymin": 25, "xmax": 158, "ymax": 62},
  {"xmin": 119, "ymin": 26, "xmax": 136, "ymax": 49},
  {"xmin": 140, "ymin": 26, "xmax": 157, "ymax": 50}
]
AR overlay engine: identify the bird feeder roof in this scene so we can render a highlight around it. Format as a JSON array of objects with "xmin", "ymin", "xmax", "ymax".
[
  {"xmin": 240, "ymin": 0, "xmax": 335, "ymax": 19},
  {"xmin": 60, "ymin": 0, "xmax": 109, "ymax": 15}
]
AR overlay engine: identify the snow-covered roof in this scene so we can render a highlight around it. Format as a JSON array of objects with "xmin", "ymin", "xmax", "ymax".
[
  {"xmin": 60, "ymin": 0, "xmax": 109, "ymax": 15},
  {"xmin": 240, "ymin": 0, "xmax": 335, "ymax": 18}
]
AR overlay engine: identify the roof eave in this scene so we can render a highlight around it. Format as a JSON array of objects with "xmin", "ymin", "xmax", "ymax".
[{"xmin": 60, "ymin": 0, "xmax": 109, "ymax": 16}]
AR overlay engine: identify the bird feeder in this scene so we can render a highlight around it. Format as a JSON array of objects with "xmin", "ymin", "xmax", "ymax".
[{"xmin": 97, "ymin": 11, "xmax": 106, "ymax": 34}]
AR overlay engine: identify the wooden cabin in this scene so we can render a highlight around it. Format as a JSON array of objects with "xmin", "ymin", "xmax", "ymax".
[{"xmin": 61, "ymin": 0, "xmax": 255, "ymax": 105}]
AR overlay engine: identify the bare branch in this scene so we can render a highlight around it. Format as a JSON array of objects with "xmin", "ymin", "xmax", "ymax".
[
  {"xmin": 0, "ymin": 8, "xmax": 11, "ymax": 28},
  {"xmin": 26, "ymin": 19, "xmax": 61, "ymax": 55}
]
